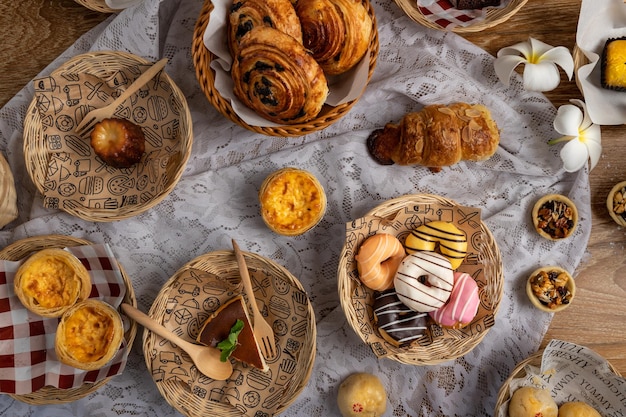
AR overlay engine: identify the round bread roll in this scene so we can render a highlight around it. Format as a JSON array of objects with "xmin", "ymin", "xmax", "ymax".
[
  {"xmin": 558, "ymin": 402, "xmax": 601, "ymax": 417},
  {"xmin": 508, "ymin": 386, "xmax": 558, "ymax": 417},
  {"xmin": 55, "ymin": 299, "xmax": 124, "ymax": 371},
  {"xmin": 13, "ymin": 248, "xmax": 91, "ymax": 318},
  {"xmin": 337, "ymin": 373, "xmax": 387, "ymax": 417}
]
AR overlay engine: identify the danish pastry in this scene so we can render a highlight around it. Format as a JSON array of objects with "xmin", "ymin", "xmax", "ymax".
[{"xmin": 231, "ymin": 27, "xmax": 329, "ymax": 124}]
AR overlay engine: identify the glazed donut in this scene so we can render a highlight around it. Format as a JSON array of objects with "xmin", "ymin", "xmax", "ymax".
[
  {"xmin": 429, "ymin": 272, "xmax": 479, "ymax": 329},
  {"xmin": 394, "ymin": 251, "xmax": 454, "ymax": 312},
  {"xmin": 405, "ymin": 220, "xmax": 468, "ymax": 270},
  {"xmin": 373, "ymin": 290, "xmax": 427, "ymax": 347},
  {"xmin": 355, "ymin": 234, "xmax": 405, "ymax": 291}
]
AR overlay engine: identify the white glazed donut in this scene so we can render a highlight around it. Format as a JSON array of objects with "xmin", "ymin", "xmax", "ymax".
[{"xmin": 393, "ymin": 251, "xmax": 454, "ymax": 313}]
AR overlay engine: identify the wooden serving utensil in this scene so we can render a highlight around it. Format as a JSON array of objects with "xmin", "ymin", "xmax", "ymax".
[
  {"xmin": 121, "ymin": 303, "xmax": 233, "ymax": 381},
  {"xmin": 231, "ymin": 239, "xmax": 277, "ymax": 360}
]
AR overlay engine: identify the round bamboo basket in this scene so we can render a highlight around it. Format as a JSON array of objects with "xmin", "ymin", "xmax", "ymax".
[
  {"xmin": 0, "ymin": 152, "xmax": 18, "ymax": 228},
  {"xmin": 144, "ymin": 250, "xmax": 316, "ymax": 417},
  {"xmin": 394, "ymin": 0, "xmax": 528, "ymax": 33},
  {"xmin": 494, "ymin": 348, "xmax": 622, "ymax": 416},
  {"xmin": 23, "ymin": 51, "xmax": 193, "ymax": 222},
  {"xmin": 74, "ymin": 0, "xmax": 119, "ymax": 13},
  {"xmin": 338, "ymin": 194, "xmax": 504, "ymax": 365},
  {"xmin": 573, "ymin": 44, "xmax": 588, "ymax": 94},
  {"xmin": 0, "ymin": 234, "xmax": 137, "ymax": 404},
  {"xmin": 191, "ymin": 0, "xmax": 379, "ymax": 137}
]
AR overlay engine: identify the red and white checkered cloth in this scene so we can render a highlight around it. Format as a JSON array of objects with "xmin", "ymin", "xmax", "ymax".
[
  {"xmin": 0, "ymin": 244, "xmax": 128, "ymax": 395},
  {"xmin": 416, "ymin": 0, "xmax": 506, "ymax": 29}
]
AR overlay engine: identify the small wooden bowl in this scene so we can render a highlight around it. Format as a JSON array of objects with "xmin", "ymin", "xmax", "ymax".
[
  {"xmin": 526, "ymin": 266, "xmax": 575, "ymax": 313},
  {"xmin": 606, "ymin": 180, "xmax": 626, "ymax": 227},
  {"xmin": 531, "ymin": 194, "xmax": 578, "ymax": 240},
  {"xmin": 259, "ymin": 167, "xmax": 327, "ymax": 236}
]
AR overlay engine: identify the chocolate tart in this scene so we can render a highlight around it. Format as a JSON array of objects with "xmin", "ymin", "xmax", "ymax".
[
  {"xmin": 526, "ymin": 266, "xmax": 575, "ymax": 313},
  {"xmin": 531, "ymin": 194, "xmax": 578, "ymax": 240},
  {"xmin": 13, "ymin": 248, "xmax": 91, "ymax": 318}
]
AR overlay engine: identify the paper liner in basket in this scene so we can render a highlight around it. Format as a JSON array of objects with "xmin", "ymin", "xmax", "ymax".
[
  {"xmin": 152, "ymin": 268, "xmax": 312, "ymax": 417},
  {"xmin": 344, "ymin": 202, "xmax": 496, "ymax": 358},
  {"xmin": 576, "ymin": 0, "xmax": 626, "ymax": 125},
  {"xmin": 416, "ymin": 0, "xmax": 508, "ymax": 30},
  {"xmin": 202, "ymin": 0, "xmax": 373, "ymax": 127},
  {"xmin": 32, "ymin": 64, "xmax": 182, "ymax": 213},
  {"xmin": 0, "ymin": 244, "xmax": 129, "ymax": 395},
  {"xmin": 495, "ymin": 339, "xmax": 626, "ymax": 417}
]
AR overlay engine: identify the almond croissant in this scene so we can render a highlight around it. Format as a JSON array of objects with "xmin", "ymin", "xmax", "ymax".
[{"xmin": 367, "ymin": 103, "xmax": 500, "ymax": 171}]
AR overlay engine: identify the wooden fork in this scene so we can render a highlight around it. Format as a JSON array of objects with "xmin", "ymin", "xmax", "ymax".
[
  {"xmin": 231, "ymin": 239, "xmax": 277, "ymax": 361},
  {"xmin": 74, "ymin": 58, "xmax": 168, "ymax": 137}
]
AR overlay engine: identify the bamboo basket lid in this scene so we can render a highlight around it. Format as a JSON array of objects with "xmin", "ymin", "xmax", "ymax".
[
  {"xmin": 338, "ymin": 194, "xmax": 504, "ymax": 365},
  {"xmin": 0, "ymin": 234, "xmax": 137, "ymax": 404},
  {"xmin": 191, "ymin": 0, "xmax": 379, "ymax": 137},
  {"xmin": 394, "ymin": 0, "xmax": 528, "ymax": 33},
  {"xmin": 23, "ymin": 51, "xmax": 193, "ymax": 222},
  {"xmin": 494, "ymin": 348, "xmax": 622, "ymax": 416},
  {"xmin": 144, "ymin": 250, "xmax": 316, "ymax": 417}
]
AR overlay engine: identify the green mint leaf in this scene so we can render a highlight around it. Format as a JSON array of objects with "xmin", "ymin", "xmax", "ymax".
[{"xmin": 216, "ymin": 319, "xmax": 244, "ymax": 362}]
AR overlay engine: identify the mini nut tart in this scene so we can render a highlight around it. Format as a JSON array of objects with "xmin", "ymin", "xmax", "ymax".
[
  {"xmin": 55, "ymin": 299, "xmax": 124, "ymax": 370},
  {"xmin": 607, "ymin": 180, "xmax": 626, "ymax": 227},
  {"xmin": 13, "ymin": 248, "xmax": 92, "ymax": 318},
  {"xmin": 259, "ymin": 167, "xmax": 327, "ymax": 236},
  {"xmin": 526, "ymin": 266, "xmax": 575, "ymax": 312},
  {"xmin": 532, "ymin": 194, "xmax": 578, "ymax": 240}
]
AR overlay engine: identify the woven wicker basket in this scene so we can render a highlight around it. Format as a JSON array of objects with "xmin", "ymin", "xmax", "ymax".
[
  {"xmin": 0, "ymin": 234, "xmax": 137, "ymax": 404},
  {"xmin": 191, "ymin": 0, "xmax": 379, "ymax": 137},
  {"xmin": 0, "ymin": 152, "xmax": 18, "ymax": 228},
  {"xmin": 394, "ymin": 0, "xmax": 528, "ymax": 33},
  {"xmin": 494, "ymin": 348, "xmax": 622, "ymax": 416},
  {"xmin": 144, "ymin": 250, "xmax": 316, "ymax": 417},
  {"xmin": 573, "ymin": 44, "xmax": 588, "ymax": 94},
  {"xmin": 23, "ymin": 51, "xmax": 193, "ymax": 222},
  {"xmin": 74, "ymin": 0, "xmax": 119, "ymax": 13},
  {"xmin": 338, "ymin": 194, "xmax": 504, "ymax": 365}
]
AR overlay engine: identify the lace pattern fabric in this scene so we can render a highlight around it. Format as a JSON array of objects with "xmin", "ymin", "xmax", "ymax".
[{"xmin": 0, "ymin": 0, "xmax": 590, "ymax": 415}]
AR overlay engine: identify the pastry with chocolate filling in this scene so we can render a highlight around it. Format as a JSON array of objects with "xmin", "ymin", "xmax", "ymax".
[
  {"xmin": 373, "ymin": 290, "xmax": 428, "ymax": 347},
  {"xmin": 90, "ymin": 118, "xmax": 146, "ymax": 168},
  {"xmin": 196, "ymin": 295, "xmax": 269, "ymax": 371}
]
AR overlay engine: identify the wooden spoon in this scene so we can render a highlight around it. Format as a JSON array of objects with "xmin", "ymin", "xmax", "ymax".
[{"xmin": 121, "ymin": 303, "xmax": 233, "ymax": 380}]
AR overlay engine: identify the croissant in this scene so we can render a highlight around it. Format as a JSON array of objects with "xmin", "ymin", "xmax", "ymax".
[
  {"xmin": 367, "ymin": 103, "xmax": 500, "ymax": 171},
  {"xmin": 228, "ymin": 0, "xmax": 302, "ymax": 58},
  {"xmin": 295, "ymin": 0, "xmax": 372, "ymax": 75},
  {"xmin": 231, "ymin": 27, "xmax": 329, "ymax": 124}
]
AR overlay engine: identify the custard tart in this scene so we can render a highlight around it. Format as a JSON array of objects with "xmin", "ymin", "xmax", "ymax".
[
  {"xmin": 14, "ymin": 248, "xmax": 91, "ymax": 318},
  {"xmin": 55, "ymin": 299, "xmax": 124, "ymax": 370}
]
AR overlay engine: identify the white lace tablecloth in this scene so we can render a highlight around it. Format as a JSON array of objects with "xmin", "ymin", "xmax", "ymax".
[{"xmin": 0, "ymin": 0, "xmax": 590, "ymax": 416}]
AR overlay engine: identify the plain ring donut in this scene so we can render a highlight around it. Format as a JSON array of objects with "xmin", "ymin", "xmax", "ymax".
[
  {"xmin": 355, "ymin": 233, "xmax": 405, "ymax": 291},
  {"xmin": 404, "ymin": 220, "xmax": 468, "ymax": 270}
]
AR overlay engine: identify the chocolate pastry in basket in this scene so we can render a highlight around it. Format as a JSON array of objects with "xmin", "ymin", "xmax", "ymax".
[
  {"xmin": 227, "ymin": 0, "xmax": 302, "ymax": 58},
  {"xmin": 90, "ymin": 118, "xmax": 146, "ymax": 168},
  {"xmin": 231, "ymin": 27, "xmax": 329, "ymax": 124},
  {"xmin": 295, "ymin": 0, "xmax": 372, "ymax": 75},
  {"xmin": 367, "ymin": 102, "xmax": 500, "ymax": 171},
  {"xmin": 451, "ymin": 0, "xmax": 501, "ymax": 9},
  {"xmin": 196, "ymin": 295, "xmax": 269, "ymax": 371}
]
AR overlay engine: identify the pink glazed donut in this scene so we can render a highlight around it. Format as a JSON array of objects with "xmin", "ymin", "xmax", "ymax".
[{"xmin": 429, "ymin": 272, "xmax": 480, "ymax": 329}]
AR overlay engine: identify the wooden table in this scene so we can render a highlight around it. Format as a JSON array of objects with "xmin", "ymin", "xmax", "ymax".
[{"xmin": 1, "ymin": 0, "xmax": 624, "ymax": 376}]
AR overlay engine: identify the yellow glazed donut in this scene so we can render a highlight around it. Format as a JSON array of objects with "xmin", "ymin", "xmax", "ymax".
[
  {"xmin": 355, "ymin": 233, "xmax": 405, "ymax": 291},
  {"xmin": 404, "ymin": 220, "xmax": 468, "ymax": 270},
  {"xmin": 337, "ymin": 373, "xmax": 387, "ymax": 417}
]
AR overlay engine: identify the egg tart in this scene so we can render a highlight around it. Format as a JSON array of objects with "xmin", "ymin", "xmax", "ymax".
[
  {"xmin": 531, "ymin": 194, "xmax": 578, "ymax": 240},
  {"xmin": 55, "ymin": 299, "xmax": 124, "ymax": 370},
  {"xmin": 14, "ymin": 248, "xmax": 91, "ymax": 318},
  {"xmin": 526, "ymin": 266, "xmax": 575, "ymax": 313},
  {"xmin": 259, "ymin": 167, "xmax": 327, "ymax": 236}
]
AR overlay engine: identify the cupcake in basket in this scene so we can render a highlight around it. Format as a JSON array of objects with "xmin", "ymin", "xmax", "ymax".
[
  {"xmin": 259, "ymin": 167, "xmax": 327, "ymax": 236},
  {"xmin": 338, "ymin": 194, "xmax": 503, "ymax": 365},
  {"xmin": 55, "ymin": 299, "xmax": 124, "ymax": 371},
  {"xmin": 13, "ymin": 248, "xmax": 92, "ymax": 318}
]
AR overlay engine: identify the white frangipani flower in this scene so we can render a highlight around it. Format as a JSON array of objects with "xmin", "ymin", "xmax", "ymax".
[
  {"xmin": 494, "ymin": 37, "xmax": 574, "ymax": 92},
  {"xmin": 550, "ymin": 99, "xmax": 602, "ymax": 172}
]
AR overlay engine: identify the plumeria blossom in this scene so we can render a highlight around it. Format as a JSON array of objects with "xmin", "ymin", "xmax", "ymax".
[
  {"xmin": 550, "ymin": 99, "xmax": 602, "ymax": 172},
  {"xmin": 494, "ymin": 37, "xmax": 574, "ymax": 92}
]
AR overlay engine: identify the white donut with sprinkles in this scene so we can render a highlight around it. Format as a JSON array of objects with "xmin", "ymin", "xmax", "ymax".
[{"xmin": 393, "ymin": 251, "xmax": 454, "ymax": 313}]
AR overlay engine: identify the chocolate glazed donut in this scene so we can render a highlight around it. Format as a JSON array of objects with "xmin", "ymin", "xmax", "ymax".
[{"xmin": 373, "ymin": 290, "xmax": 428, "ymax": 347}]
